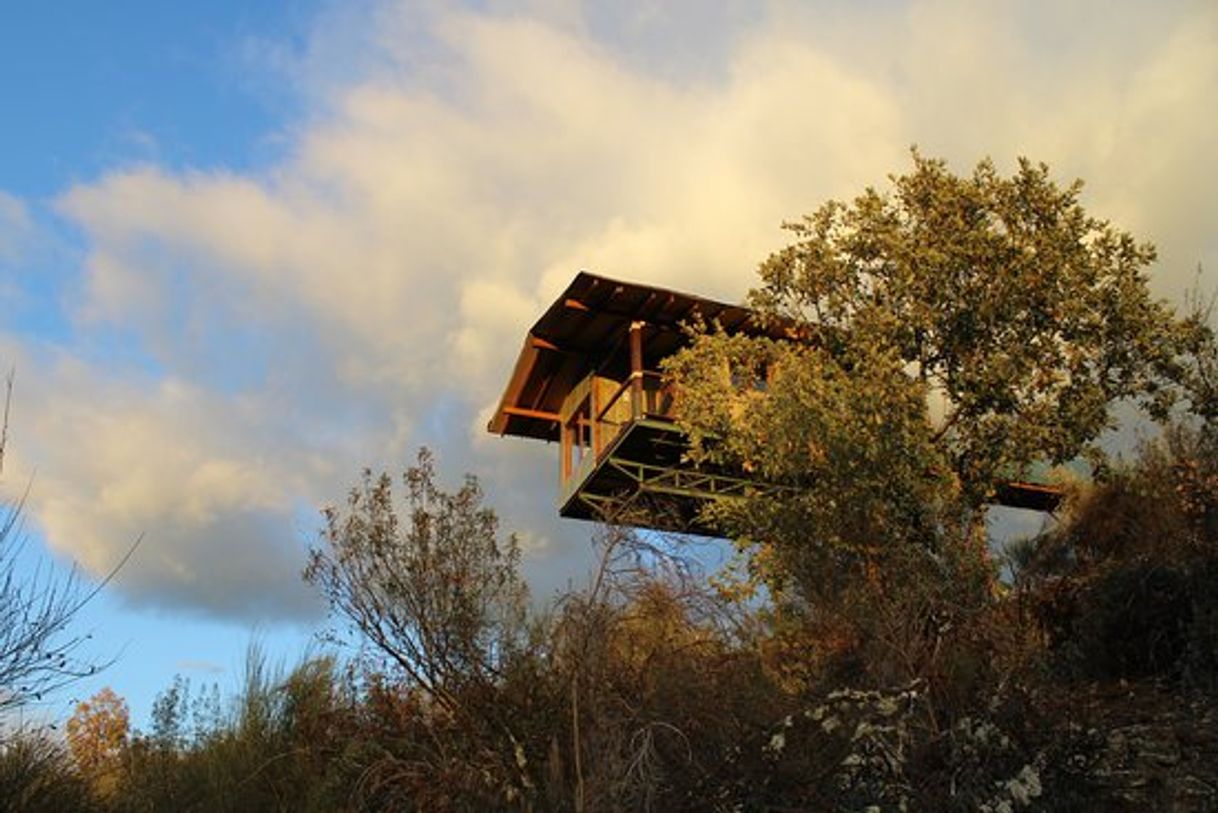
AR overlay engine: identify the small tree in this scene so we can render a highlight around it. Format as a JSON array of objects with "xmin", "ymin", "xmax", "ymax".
[
  {"xmin": 66, "ymin": 687, "xmax": 129, "ymax": 799},
  {"xmin": 305, "ymin": 449, "xmax": 536, "ymax": 803},
  {"xmin": 305, "ymin": 448, "xmax": 530, "ymax": 696},
  {"xmin": 0, "ymin": 512, "xmax": 99, "ymax": 712},
  {"xmin": 1, "ymin": 375, "xmax": 129, "ymax": 714}
]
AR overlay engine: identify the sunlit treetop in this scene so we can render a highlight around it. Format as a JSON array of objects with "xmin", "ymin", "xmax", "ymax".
[
  {"xmin": 665, "ymin": 153, "xmax": 1214, "ymax": 606},
  {"xmin": 682, "ymin": 152, "xmax": 1200, "ymax": 508}
]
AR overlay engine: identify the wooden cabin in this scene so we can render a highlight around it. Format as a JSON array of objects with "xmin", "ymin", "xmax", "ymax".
[{"xmin": 488, "ymin": 272, "xmax": 1062, "ymax": 534}]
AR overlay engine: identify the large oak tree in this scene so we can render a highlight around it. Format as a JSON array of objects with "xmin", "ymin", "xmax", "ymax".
[{"xmin": 665, "ymin": 153, "xmax": 1208, "ymax": 616}]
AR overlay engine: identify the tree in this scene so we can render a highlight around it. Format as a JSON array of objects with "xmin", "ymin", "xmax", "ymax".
[
  {"xmin": 304, "ymin": 449, "xmax": 537, "ymax": 803},
  {"xmin": 0, "ymin": 518, "xmax": 109, "ymax": 713},
  {"xmin": 305, "ymin": 448, "xmax": 530, "ymax": 696},
  {"xmin": 0, "ymin": 375, "xmax": 130, "ymax": 714},
  {"xmin": 66, "ymin": 687, "xmax": 129, "ymax": 799},
  {"xmin": 664, "ymin": 153, "xmax": 1204, "ymax": 667},
  {"xmin": 1175, "ymin": 285, "xmax": 1218, "ymax": 430}
]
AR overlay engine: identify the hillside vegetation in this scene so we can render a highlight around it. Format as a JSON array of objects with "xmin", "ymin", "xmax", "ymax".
[{"xmin": 2, "ymin": 154, "xmax": 1216, "ymax": 811}]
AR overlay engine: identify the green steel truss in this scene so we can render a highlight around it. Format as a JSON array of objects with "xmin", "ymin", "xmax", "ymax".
[{"xmin": 569, "ymin": 448, "xmax": 791, "ymax": 533}]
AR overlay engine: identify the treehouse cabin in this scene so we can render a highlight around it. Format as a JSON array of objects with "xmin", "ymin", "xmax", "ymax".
[{"xmin": 488, "ymin": 272, "xmax": 1062, "ymax": 535}]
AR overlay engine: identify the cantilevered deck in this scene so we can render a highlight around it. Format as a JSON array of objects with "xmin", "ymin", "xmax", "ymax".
[
  {"xmin": 489, "ymin": 272, "xmax": 1062, "ymax": 534},
  {"xmin": 555, "ymin": 374, "xmax": 789, "ymax": 535}
]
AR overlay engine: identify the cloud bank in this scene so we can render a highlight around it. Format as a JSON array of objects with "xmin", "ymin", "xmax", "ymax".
[{"xmin": 4, "ymin": 0, "xmax": 1216, "ymax": 620}]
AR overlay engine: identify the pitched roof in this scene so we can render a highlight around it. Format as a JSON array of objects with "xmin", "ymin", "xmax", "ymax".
[{"xmin": 487, "ymin": 271, "xmax": 777, "ymax": 440}]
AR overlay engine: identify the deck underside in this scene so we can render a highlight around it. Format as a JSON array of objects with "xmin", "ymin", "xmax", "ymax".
[
  {"xmin": 558, "ymin": 420, "xmax": 777, "ymax": 535},
  {"xmin": 558, "ymin": 419, "xmax": 1063, "ymax": 536}
]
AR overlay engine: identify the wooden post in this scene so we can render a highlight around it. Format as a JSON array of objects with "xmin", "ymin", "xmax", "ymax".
[
  {"xmin": 560, "ymin": 421, "xmax": 571, "ymax": 483},
  {"xmin": 629, "ymin": 320, "xmax": 644, "ymax": 418},
  {"xmin": 590, "ymin": 378, "xmax": 600, "ymax": 457}
]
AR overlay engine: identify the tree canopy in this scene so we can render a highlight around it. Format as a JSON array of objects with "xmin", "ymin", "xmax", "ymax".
[{"xmin": 665, "ymin": 152, "xmax": 1210, "ymax": 606}]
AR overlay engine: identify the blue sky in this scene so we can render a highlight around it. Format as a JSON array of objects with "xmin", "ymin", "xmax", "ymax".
[
  {"xmin": 1, "ymin": 0, "xmax": 327, "ymax": 726},
  {"xmin": 2, "ymin": 0, "xmax": 1216, "ymax": 728},
  {"xmin": 0, "ymin": 3, "xmax": 309, "ymax": 192}
]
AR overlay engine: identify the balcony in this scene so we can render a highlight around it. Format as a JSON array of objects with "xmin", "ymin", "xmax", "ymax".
[{"xmin": 557, "ymin": 369, "xmax": 778, "ymax": 533}]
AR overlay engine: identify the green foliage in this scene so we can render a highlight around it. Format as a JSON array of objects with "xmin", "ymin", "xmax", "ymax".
[
  {"xmin": 304, "ymin": 449, "xmax": 542, "ymax": 806},
  {"xmin": 114, "ymin": 650, "xmax": 361, "ymax": 813},
  {"xmin": 664, "ymin": 152, "xmax": 1208, "ymax": 698},
  {"xmin": 1174, "ymin": 284, "xmax": 1218, "ymax": 427},
  {"xmin": 670, "ymin": 151, "xmax": 1196, "ymax": 523},
  {"xmin": 13, "ymin": 432, "xmax": 1218, "ymax": 810},
  {"xmin": 748, "ymin": 152, "xmax": 1189, "ymax": 499},
  {"xmin": 664, "ymin": 333, "xmax": 973, "ymax": 605},
  {"xmin": 148, "ymin": 674, "xmax": 220, "ymax": 751}
]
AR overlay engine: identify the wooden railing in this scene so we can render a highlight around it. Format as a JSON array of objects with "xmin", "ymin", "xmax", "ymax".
[
  {"xmin": 559, "ymin": 371, "xmax": 680, "ymax": 508},
  {"xmin": 596, "ymin": 371, "xmax": 672, "ymax": 421},
  {"xmin": 594, "ymin": 372, "xmax": 674, "ymax": 451}
]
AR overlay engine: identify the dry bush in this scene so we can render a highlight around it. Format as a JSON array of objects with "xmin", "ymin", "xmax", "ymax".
[
  {"xmin": 1024, "ymin": 425, "xmax": 1218, "ymax": 687},
  {"xmin": 0, "ymin": 728, "xmax": 97, "ymax": 813}
]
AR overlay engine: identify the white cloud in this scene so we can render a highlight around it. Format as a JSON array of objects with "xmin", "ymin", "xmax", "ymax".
[
  {"xmin": 177, "ymin": 659, "xmax": 225, "ymax": 675},
  {"xmin": 3, "ymin": 0, "xmax": 1214, "ymax": 619},
  {"xmin": 0, "ymin": 191, "xmax": 33, "ymax": 263},
  {"xmin": 0, "ymin": 341, "xmax": 327, "ymax": 619}
]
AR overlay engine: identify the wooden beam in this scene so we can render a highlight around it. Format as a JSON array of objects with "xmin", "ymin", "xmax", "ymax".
[
  {"xmin": 530, "ymin": 335, "xmax": 587, "ymax": 356},
  {"xmin": 995, "ymin": 481, "xmax": 1063, "ymax": 512},
  {"xmin": 501, "ymin": 406, "xmax": 560, "ymax": 422},
  {"xmin": 638, "ymin": 291, "xmax": 657, "ymax": 318},
  {"xmin": 590, "ymin": 371, "xmax": 601, "ymax": 456},
  {"xmin": 630, "ymin": 320, "xmax": 644, "ymax": 417},
  {"xmin": 533, "ymin": 364, "xmax": 563, "ymax": 412},
  {"xmin": 560, "ymin": 294, "xmax": 714, "ymax": 334},
  {"xmin": 720, "ymin": 310, "xmax": 751, "ymax": 333}
]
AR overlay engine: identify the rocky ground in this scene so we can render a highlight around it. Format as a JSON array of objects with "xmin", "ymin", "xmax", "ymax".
[{"xmin": 1043, "ymin": 681, "xmax": 1218, "ymax": 811}]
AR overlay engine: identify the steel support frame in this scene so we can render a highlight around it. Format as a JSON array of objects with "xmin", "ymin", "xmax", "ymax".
[
  {"xmin": 606, "ymin": 456, "xmax": 765, "ymax": 500},
  {"xmin": 573, "ymin": 454, "xmax": 789, "ymax": 528}
]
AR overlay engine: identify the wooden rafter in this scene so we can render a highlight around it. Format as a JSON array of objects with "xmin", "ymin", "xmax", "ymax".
[
  {"xmin": 500, "ymin": 406, "xmax": 560, "ymax": 422},
  {"xmin": 563, "ymin": 297, "xmax": 591, "ymax": 312}
]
